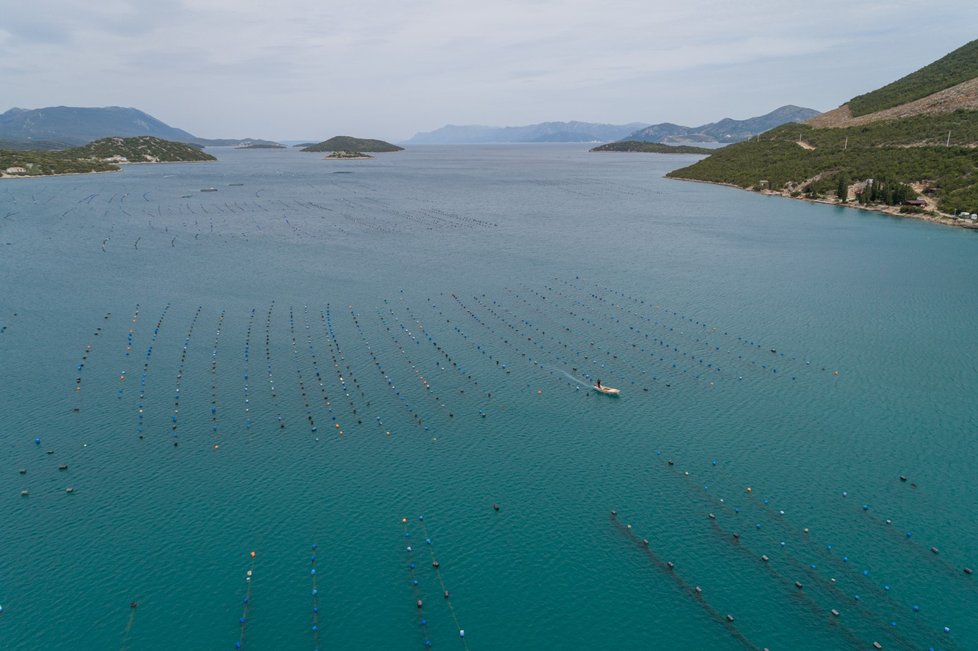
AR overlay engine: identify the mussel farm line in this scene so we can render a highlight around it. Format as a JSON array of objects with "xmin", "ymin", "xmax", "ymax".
[
  {"xmin": 610, "ymin": 511, "xmax": 765, "ymax": 651},
  {"xmin": 655, "ymin": 453, "xmax": 964, "ymax": 649},
  {"xmin": 135, "ymin": 304, "xmax": 171, "ymax": 439}
]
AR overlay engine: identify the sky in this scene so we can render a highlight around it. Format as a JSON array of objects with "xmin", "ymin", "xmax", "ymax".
[{"xmin": 2, "ymin": 0, "xmax": 977, "ymax": 141}]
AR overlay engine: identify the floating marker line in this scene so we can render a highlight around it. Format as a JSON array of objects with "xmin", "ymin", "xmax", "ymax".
[
  {"xmin": 562, "ymin": 277, "xmax": 835, "ymax": 378},
  {"xmin": 135, "ymin": 304, "xmax": 170, "ymax": 439},
  {"xmin": 310, "ymin": 544, "xmax": 321, "ymax": 650},
  {"xmin": 288, "ymin": 306, "xmax": 317, "ymax": 433},
  {"xmin": 610, "ymin": 512, "xmax": 764, "ymax": 651},
  {"xmin": 401, "ymin": 300, "xmax": 485, "ymax": 397},
  {"xmin": 170, "ymin": 306, "xmax": 202, "ymax": 439},
  {"xmin": 416, "ymin": 516, "xmax": 469, "ymax": 649},
  {"xmin": 418, "ymin": 295, "xmax": 521, "ymax": 390},
  {"xmin": 498, "ymin": 288, "xmax": 659, "ymax": 388},
  {"xmin": 657, "ymin": 454, "xmax": 961, "ymax": 648},
  {"xmin": 707, "ymin": 516, "xmax": 922, "ymax": 651},
  {"xmin": 402, "ymin": 518, "xmax": 433, "ymax": 648},
  {"xmin": 447, "ymin": 292, "xmax": 582, "ymax": 394},
  {"xmin": 850, "ymin": 498, "xmax": 976, "ymax": 587},
  {"xmin": 243, "ymin": 308, "xmax": 255, "ymax": 432},
  {"xmin": 376, "ymin": 308, "xmax": 452, "ymax": 435},
  {"xmin": 264, "ymin": 302, "xmax": 285, "ymax": 430},
  {"xmin": 235, "ymin": 551, "xmax": 257, "ymax": 649},
  {"xmin": 72, "ymin": 312, "xmax": 111, "ymax": 412},
  {"xmin": 210, "ymin": 309, "xmax": 226, "ymax": 445}
]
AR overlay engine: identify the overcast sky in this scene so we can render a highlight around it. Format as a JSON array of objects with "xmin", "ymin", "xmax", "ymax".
[{"xmin": 2, "ymin": 1, "xmax": 976, "ymax": 141}]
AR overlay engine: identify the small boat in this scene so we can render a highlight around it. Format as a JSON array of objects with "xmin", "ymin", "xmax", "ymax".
[
  {"xmin": 200, "ymin": 187, "xmax": 218, "ymax": 192},
  {"xmin": 593, "ymin": 383, "xmax": 620, "ymax": 396}
]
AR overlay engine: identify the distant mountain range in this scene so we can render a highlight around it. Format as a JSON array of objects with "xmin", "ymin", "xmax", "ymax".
[
  {"xmin": 0, "ymin": 106, "xmax": 281, "ymax": 149},
  {"xmin": 624, "ymin": 105, "xmax": 820, "ymax": 144},
  {"xmin": 404, "ymin": 121, "xmax": 650, "ymax": 144},
  {"xmin": 406, "ymin": 108, "xmax": 819, "ymax": 145}
]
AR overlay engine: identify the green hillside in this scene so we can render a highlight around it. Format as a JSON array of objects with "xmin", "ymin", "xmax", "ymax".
[
  {"xmin": 849, "ymin": 39, "xmax": 978, "ymax": 116},
  {"xmin": 667, "ymin": 114, "xmax": 978, "ymax": 214},
  {"xmin": 590, "ymin": 141, "xmax": 714, "ymax": 154},
  {"xmin": 302, "ymin": 136, "xmax": 403, "ymax": 153},
  {"xmin": 72, "ymin": 136, "xmax": 215, "ymax": 162},
  {"xmin": 2, "ymin": 136, "xmax": 215, "ymax": 177},
  {"xmin": 1, "ymin": 150, "xmax": 119, "ymax": 176}
]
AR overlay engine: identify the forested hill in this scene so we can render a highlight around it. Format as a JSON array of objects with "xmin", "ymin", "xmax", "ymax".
[{"xmin": 668, "ymin": 39, "xmax": 978, "ymax": 217}]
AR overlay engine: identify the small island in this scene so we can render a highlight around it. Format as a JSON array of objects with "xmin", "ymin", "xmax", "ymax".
[
  {"xmin": 302, "ymin": 136, "xmax": 403, "ymax": 153},
  {"xmin": 2, "ymin": 136, "xmax": 215, "ymax": 178},
  {"xmin": 325, "ymin": 151, "xmax": 373, "ymax": 160},
  {"xmin": 590, "ymin": 141, "xmax": 715, "ymax": 154},
  {"xmin": 235, "ymin": 142, "xmax": 286, "ymax": 149}
]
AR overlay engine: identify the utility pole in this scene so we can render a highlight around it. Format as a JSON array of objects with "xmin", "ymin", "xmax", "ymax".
[
  {"xmin": 946, "ymin": 130, "xmax": 951, "ymax": 147},
  {"xmin": 843, "ymin": 136, "xmax": 848, "ymax": 151}
]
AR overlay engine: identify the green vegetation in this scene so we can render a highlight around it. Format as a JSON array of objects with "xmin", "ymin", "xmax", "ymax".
[
  {"xmin": 2, "ymin": 136, "xmax": 215, "ymax": 178},
  {"xmin": 1, "ymin": 150, "xmax": 119, "ymax": 176},
  {"xmin": 590, "ymin": 141, "xmax": 714, "ymax": 154},
  {"xmin": 325, "ymin": 151, "xmax": 373, "ymax": 159},
  {"xmin": 848, "ymin": 38, "xmax": 978, "ymax": 116},
  {"xmin": 73, "ymin": 136, "xmax": 215, "ymax": 162},
  {"xmin": 667, "ymin": 113, "xmax": 978, "ymax": 214},
  {"xmin": 302, "ymin": 136, "xmax": 403, "ymax": 153}
]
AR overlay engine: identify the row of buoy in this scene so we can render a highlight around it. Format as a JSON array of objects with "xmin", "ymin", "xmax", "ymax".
[
  {"xmin": 323, "ymin": 305, "xmax": 369, "ymax": 431},
  {"xmin": 402, "ymin": 518, "xmax": 433, "ymax": 648},
  {"xmin": 310, "ymin": 544, "xmax": 321, "ymax": 648},
  {"xmin": 287, "ymin": 306, "xmax": 318, "ymax": 434},
  {"xmin": 511, "ymin": 284, "xmax": 682, "ymax": 385},
  {"xmin": 170, "ymin": 306, "xmax": 203, "ymax": 439},
  {"xmin": 405, "ymin": 300, "xmax": 485, "ymax": 398},
  {"xmin": 210, "ymin": 309, "xmax": 226, "ymax": 442},
  {"xmin": 498, "ymin": 288, "xmax": 661, "ymax": 389},
  {"xmin": 657, "ymin": 454, "xmax": 962, "ymax": 648},
  {"xmin": 234, "ymin": 551, "xmax": 257, "ymax": 649},
  {"xmin": 377, "ymin": 308, "xmax": 456, "ymax": 433},
  {"xmin": 567, "ymin": 276, "xmax": 832, "ymax": 376},
  {"xmin": 136, "ymin": 304, "xmax": 170, "ymax": 439},
  {"xmin": 609, "ymin": 511, "xmax": 763, "ymax": 651},
  {"xmin": 264, "ymin": 301, "xmax": 285, "ymax": 429},
  {"xmin": 707, "ymin": 512, "xmax": 924, "ymax": 651},
  {"xmin": 850, "ymin": 497, "xmax": 975, "ymax": 581},
  {"xmin": 556, "ymin": 278, "xmax": 820, "ymax": 380},
  {"xmin": 416, "ymin": 515, "xmax": 468, "ymax": 648},
  {"xmin": 525, "ymin": 281, "xmax": 780, "ymax": 385}
]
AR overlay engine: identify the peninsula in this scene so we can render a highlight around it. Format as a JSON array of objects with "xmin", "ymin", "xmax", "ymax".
[
  {"xmin": 1, "ymin": 136, "xmax": 216, "ymax": 178},
  {"xmin": 591, "ymin": 141, "xmax": 714, "ymax": 154},
  {"xmin": 667, "ymin": 38, "xmax": 978, "ymax": 227}
]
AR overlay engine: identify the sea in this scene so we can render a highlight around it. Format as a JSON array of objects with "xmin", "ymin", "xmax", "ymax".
[{"xmin": 0, "ymin": 144, "xmax": 976, "ymax": 650}]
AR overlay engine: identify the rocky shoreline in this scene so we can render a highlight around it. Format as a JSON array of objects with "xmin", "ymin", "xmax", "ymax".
[{"xmin": 669, "ymin": 176, "xmax": 978, "ymax": 230}]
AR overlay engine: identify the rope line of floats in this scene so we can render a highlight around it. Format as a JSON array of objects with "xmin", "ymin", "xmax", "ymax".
[{"xmin": 610, "ymin": 511, "xmax": 765, "ymax": 651}]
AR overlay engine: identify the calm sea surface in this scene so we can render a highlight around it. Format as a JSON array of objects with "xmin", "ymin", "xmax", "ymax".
[{"xmin": 1, "ymin": 145, "xmax": 976, "ymax": 650}]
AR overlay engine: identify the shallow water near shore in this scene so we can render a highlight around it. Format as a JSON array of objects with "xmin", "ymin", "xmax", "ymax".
[{"xmin": 1, "ymin": 144, "xmax": 976, "ymax": 650}]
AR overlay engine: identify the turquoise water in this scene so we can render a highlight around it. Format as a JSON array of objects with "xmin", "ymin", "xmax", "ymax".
[{"xmin": 1, "ymin": 145, "xmax": 976, "ymax": 650}]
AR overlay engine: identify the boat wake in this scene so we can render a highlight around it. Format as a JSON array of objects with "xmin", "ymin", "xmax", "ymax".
[{"xmin": 548, "ymin": 365, "xmax": 592, "ymax": 389}]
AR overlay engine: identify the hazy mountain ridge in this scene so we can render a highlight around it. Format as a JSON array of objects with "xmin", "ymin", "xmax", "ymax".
[
  {"xmin": 0, "ymin": 106, "xmax": 280, "ymax": 149},
  {"xmin": 405, "ymin": 121, "xmax": 650, "ymax": 144},
  {"xmin": 626, "ymin": 106, "xmax": 820, "ymax": 144}
]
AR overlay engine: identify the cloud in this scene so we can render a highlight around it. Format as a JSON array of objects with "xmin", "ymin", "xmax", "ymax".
[{"xmin": 2, "ymin": 0, "xmax": 977, "ymax": 139}]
